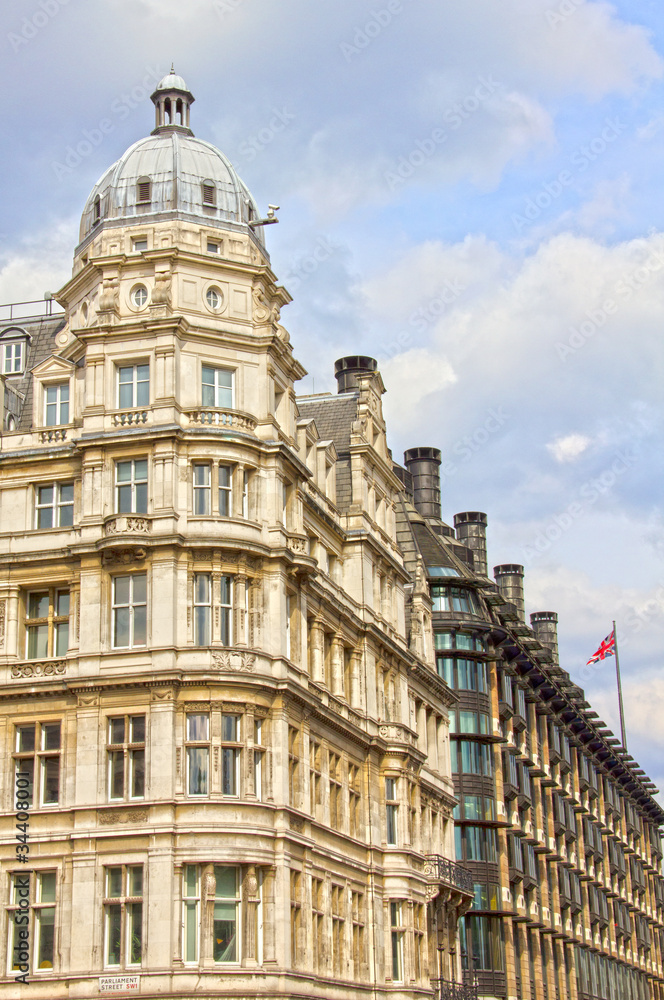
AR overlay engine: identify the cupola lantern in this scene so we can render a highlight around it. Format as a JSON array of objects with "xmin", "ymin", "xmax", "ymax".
[{"xmin": 150, "ymin": 65, "xmax": 195, "ymax": 136}]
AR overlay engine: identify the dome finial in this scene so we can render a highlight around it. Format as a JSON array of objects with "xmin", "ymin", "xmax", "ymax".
[{"xmin": 170, "ymin": 62, "xmax": 175, "ymax": 73}]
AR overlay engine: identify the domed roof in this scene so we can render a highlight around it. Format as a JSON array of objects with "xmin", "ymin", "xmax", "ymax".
[
  {"xmin": 78, "ymin": 75, "xmax": 265, "ymax": 248},
  {"xmin": 155, "ymin": 70, "xmax": 189, "ymax": 93}
]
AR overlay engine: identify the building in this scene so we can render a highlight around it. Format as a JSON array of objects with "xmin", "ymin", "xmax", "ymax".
[
  {"xmin": 1, "ymin": 70, "xmax": 663, "ymax": 1000},
  {"xmin": 0, "ymin": 73, "xmax": 470, "ymax": 999},
  {"xmin": 394, "ymin": 447, "xmax": 664, "ymax": 1000}
]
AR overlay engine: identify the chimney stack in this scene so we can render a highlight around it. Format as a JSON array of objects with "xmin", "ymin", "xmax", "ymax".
[
  {"xmin": 403, "ymin": 447, "xmax": 442, "ymax": 521},
  {"xmin": 530, "ymin": 612, "xmax": 560, "ymax": 667},
  {"xmin": 334, "ymin": 356, "xmax": 378, "ymax": 394},
  {"xmin": 454, "ymin": 512, "xmax": 488, "ymax": 577},
  {"xmin": 494, "ymin": 564, "xmax": 525, "ymax": 622}
]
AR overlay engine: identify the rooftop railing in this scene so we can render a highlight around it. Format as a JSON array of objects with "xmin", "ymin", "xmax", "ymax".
[{"xmin": 0, "ymin": 298, "xmax": 65, "ymax": 322}]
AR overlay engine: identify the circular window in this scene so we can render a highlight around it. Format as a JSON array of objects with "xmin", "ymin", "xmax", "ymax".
[
  {"xmin": 131, "ymin": 284, "xmax": 149, "ymax": 309},
  {"xmin": 205, "ymin": 286, "xmax": 223, "ymax": 311},
  {"xmin": 80, "ymin": 302, "xmax": 89, "ymax": 325}
]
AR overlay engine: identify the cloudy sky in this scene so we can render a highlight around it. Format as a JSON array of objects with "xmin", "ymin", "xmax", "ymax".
[{"xmin": 2, "ymin": 0, "xmax": 664, "ymax": 795}]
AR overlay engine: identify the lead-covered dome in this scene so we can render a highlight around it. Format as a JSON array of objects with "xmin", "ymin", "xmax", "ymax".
[{"xmin": 78, "ymin": 71, "xmax": 264, "ymax": 247}]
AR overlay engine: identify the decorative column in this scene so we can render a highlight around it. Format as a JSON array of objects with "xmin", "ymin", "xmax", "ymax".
[{"xmin": 242, "ymin": 866, "xmax": 260, "ymax": 965}]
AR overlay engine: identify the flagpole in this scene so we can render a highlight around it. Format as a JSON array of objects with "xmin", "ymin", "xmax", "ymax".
[{"xmin": 613, "ymin": 620, "xmax": 627, "ymax": 748}]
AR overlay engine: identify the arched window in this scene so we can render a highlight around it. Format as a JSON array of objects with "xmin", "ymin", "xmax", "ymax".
[
  {"xmin": 136, "ymin": 177, "xmax": 151, "ymax": 205},
  {"xmin": 202, "ymin": 181, "xmax": 216, "ymax": 207}
]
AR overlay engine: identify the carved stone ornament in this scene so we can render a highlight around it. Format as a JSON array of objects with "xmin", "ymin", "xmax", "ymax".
[
  {"xmin": 12, "ymin": 660, "xmax": 67, "ymax": 679},
  {"xmin": 102, "ymin": 546, "xmax": 147, "ymax": 565},
  {"xmin": 287, "ymin": 536, "xmax": 308, "ymax": 554},
  {"xmin": 378, "ymin": 724, "xmax": 411, "ymax": 744},
  {"xmin": 0, "ymin": 599, "xmax": 5, "ymax": 648},
  {"xmin": 105, "ymin": 516, "xmax": 151, "ymax": 535},
  {"xmin": 211, "ymin": 650, "xmax": 256, "ymax": 673},
  {"xmin": 425, "ymin": 883, "xmax": 441, "ymax": 902},
  {"xmin": 203, "ymin": 871, "xmax": 217, "ymax": 903},
  {"xmin": 98, "ymin": 808, "xmax": 148, "ymax": 825}
]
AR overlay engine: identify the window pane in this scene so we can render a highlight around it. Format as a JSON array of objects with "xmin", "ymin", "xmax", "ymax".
[
  {"xmin": 38, "ymin": 505, "xmax": 54, "ymax": 529},
  {"xmin": 184, "ymin": 865, "xmax": 198, "ymax": 897},
  {"xmin": 187, "ymin": 713, "xmax": 208, "ymax": 740},
  {"xmin": 17, "ymin": 724, "xmax": 36, "ymax": 752},
  {"xmin": 109, "ymin": 717, "xmax": 125, "ymax": 743},
  {"xmin": 132, "ymin": 574, "xmax": 147, "ymax": 604},
  {"xmin": 114, "ymin": 576, "xmax": 131, "ymax": 605},
  {"xmin": 213, "ymin": 902, "xmax": 237, "ymax": 961},
  {"xmin": 128, "ymin": 902, "xmax": 142, "ymax": 964},
  {"xmin": 135, "ymin": 483, "xmax": 148, "ymax": 513},
  {"xmin": 55, "ymin": 621, "xmax": 69, "ymax": 656},
  {"xmin": 37, "ymin": 908, "xmax": 55, "ymax": 969},
  {"xmin": 188, "ymin": 747, "xmax": 208, "ymax": 794},
  {"xmin": 222, "ymin": 748, "xmax": 237, "ymax": 795},
  {"xmin": 39, "ymin": 872, "xmax": 57, "ymax": 903},
  {"xmin": 136, "ymin": 380, "xmax": 149, "ymax": 407},
  {"xmin": 114, "ymin": 608, "xmax": 130, "ymax": 647},
  {"xmin": 41, "ymin": 757, "xmax": 59, "ymax": 805},
  {"xmin": 107, "ymin": 868, "xmax": 123, "ymax": 897},
  {"xmin": 110, "ymin": 751, "xmax": 124, "ymax": 798},
  {"xmin": 56, "ymin": 591, "xmax": 70, "ymax": 617},
  {"xmin": 133, "ymin": 605, "xmax": 147, "ymax": 646},
  {"xmin": 194, "ymin": 574, "xmax": 210, "ymax": 603},
  {"xmin": 194, "ymin": 606, "xmax": 210, "ymax": 645},
  {"xmin": 220, "ymin": 576, "xmax": 231, "ymax": 605},
  {"xmin": 130, "ymin": 716, "xmax": 145, "ymax": 742},
  {"xmin": 38, "ymin": 485, "xmax": 54, "ymax": 506},
  {"xmin": 107, "ymin": 904, "xmax": 122, "ymax": 964},
  {"xmin": 130, "ymin": 749, "xmax": 145, "ymax": 797},
  {"xmin": 222, "ymin": 715, "xmax": 238, "ymax": 741},
  {"xmin": 41, "ymin": 722, "xmax": 60, "ymax": 750},
  {"xmin": 129, "ymin": 866, "xmax": 143, "ymax": 896},
  {"xmin": 29, "ymin": 592, "xmax": 50, "ymax": 618},
  {"xmin": 16, "ymin": 758, "xmax": 34, "ymax": 806},
  {"xmin": 116, "ymin": 461, "xmax": 132, "ymax": 483},
  {"xmin": 214, "ymin": 866, "xmax": 237, "ymax": 897},
  {"xmin": 28, "ymin": 624, "xmax": 49, "ymax": 659},
  {"xmin": 185, "ymin": 901, "xmax": 198, "ymax": 961}
]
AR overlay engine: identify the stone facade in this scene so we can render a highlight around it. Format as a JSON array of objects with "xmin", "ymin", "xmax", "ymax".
[{"xmin": 0, "ymin": 74, "xmax": 468, "ymax": 999}]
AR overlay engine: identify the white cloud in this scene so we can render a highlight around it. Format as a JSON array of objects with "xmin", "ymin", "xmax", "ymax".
[{"xmin": 547, "ymin": 433, "xmax": 592, "ymax": 463}]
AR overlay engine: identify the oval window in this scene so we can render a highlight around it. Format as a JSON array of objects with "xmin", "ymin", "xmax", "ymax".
[
  {"xmin": 206, "ymin": 287, "xmax": 222, "ymax": 311},
  {"xmin": 131, "ymin": 284, "xmax": 149, "ymax": 309}
]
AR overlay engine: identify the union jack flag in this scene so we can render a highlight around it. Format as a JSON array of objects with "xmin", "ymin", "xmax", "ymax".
[{"xmin": 586, "ymin": 629, "xmax": 615, "ymax": 665}]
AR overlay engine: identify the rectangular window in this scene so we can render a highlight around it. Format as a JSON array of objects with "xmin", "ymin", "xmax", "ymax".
[
  {"xmin": 311, "ymin": 877, "xmax": 324, "ymax": 972},
  {"xmin": 390, "ymin": 901, "xmax": 404, "ymax": 983},
  {"xmin": 193, "ymin": 464, "xmax": 211, "ymax": 515},
  {"xmin": 309, "ymin": 739, "xmax": 321, "ymax": 817},
  {"xmin": 413, "ymin": 903, "xmax": 425, "ymax": 981},
  {"xmin": 107, "ymin": 716, "xmax": 146, "ymax": 800},
  {"xmin": 213, "ymin": 866, "xmax": 239, "ymax": 962},
  {"xmin": 288, "ymin": 726, "xmax": 300, "ymax": 807},
  {"xmin": 207, "ymin": 241, "xmax": 219, "ymax": 254},
  {"xmin": 242, "ymin": 470, "xmax": 249, "ymax": 518},
  {"xmin": 186, "ymin": 712, "xmax": 209, "ymax": 796},
  {"xmin": 220, "ymin": 575, "xmax": 232, "ymax": 645},
  {"xmin": 254, "ymin": 718, "xmax": 264, "ymax": 800},
  {"xmin": 329, "ymin": 751, "xmax": 342, "ymax": 830},
  {"xmin": 193, "ymin": 573, "xmax": 211, "ymax": 646},
  {"xmin": 202, "ymin": 366, "xmax": 233, "ymax": 408},
  {"xmin": 44, "ymin": 382, "xmax": 69, "ymax": 426},
  {"xmin": 290, "ymin": 870, "xmax": 302, "ymax": 968},
  {"xmin": 112, "ymin": 574, "xmax": 147, "ymax": 648},
  {"xmin": 349, "ymin": 762, "xmax": 361, "ymax": 838},
  {"xmin": 331, "ymin": 883, "xmax": 345, "ymax": 977},
  {"xmin": 218, "ymin": 464, "xmax": 232, "ymax": 516},
  {"xmin": 352, "ymin": 890, "xmax": 365, "ymax": 979},
  {"xmin": 221, "ymin": 714, "xmax": 241, "ymax": 796},
  {"xmin": 14, "ymin": 722, "xmax": 61, "ymax": 807},
  {"xmin": 25, "ymin": 588, "xmax": 70, "ymax": 659},
  {"xmin": 35, "ymin": 482, "xmax": 74, "ymax": 529},
  {"xmin": 386, "ymin": 777, "xmax": 398, "ymax": 845},
  {"xmin": 8, "ymin": 871, "xmax": 57, "ymax": 974},
  {"xmin": 115, "ymin": 459, "xmax": 148, "ymax": 514},
  {"xmin": 3, "ymin": 342, "xmax": 24, "ymax": 375},
  {"xmin": 117, "ymin": 365, "xmax": 149, "ymax": 409},
  {"xmin": 183, "ymin": 865, "xmax": 200, "ymax": 963},
  {"xmin": 104, "ymin": 865, "xmax": 143, "ymax": 968}
]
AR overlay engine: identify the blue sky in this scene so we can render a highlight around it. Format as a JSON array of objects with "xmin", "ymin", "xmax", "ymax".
[{"xmin": 2, "ymin": 0, "xmax": 664, "ymax": 795}]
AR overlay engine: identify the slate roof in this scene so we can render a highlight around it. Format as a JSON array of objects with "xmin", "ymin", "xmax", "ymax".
[
  {"xmin": 296, "ymin": 391, "xmax": 359, "ymax": 510},
  {"xmin": 1, "ymin": 315, "xmax": 67, "ymax": 431}
]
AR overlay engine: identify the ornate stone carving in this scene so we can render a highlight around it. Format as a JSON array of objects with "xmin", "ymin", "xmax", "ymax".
[
  {"xmin": 290, "ymin": 815, "xmax": 305, "ymax": 833},
  {"xmin": 98, "ymin": 808, "xmax": 148, "ymax": 825},
  {"xmin": 102, "ymin": 547, "xmax": 147, "ymax": 565},
  {"xmin": 105, "ymin": 516, "xmax": 151, "ymax": 535},
  {"xmin": 287, "ymin": 536, "xmax": 308, "ymax": 554},
  {"xmin": 12, "ymin": 660, "xmax": 67, "ymax": 679},
  {"xmin": 212, "ymin": 650, "xmax": 256, "ymax": 672},
  {"xmin": 378, "ymin": 724, "xmax": 412, "ymax": 744}
]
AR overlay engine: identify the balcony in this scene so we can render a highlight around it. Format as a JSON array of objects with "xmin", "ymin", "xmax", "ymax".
[
  {"xmin": 425, "ymin": 856, "xmax": 474, "ymax": 895},
  {"xmin": 432, "ymin": 979, "xmax": 479, "ymax": 1000},
  {"xmin": 184, "ymin": 407, "xmax": 257, "ymax": 433}
]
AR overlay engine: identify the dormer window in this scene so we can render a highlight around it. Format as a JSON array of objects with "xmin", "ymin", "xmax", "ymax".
[
  {"xmin": 136, "ymin": 178, "xmax": 151, "ymax": 205},
  {"xmin": 0, "ymin": 327, "xmax": 29, "ymax": 376},
  {"xmin": 44, "ymin": 383, "xmax": 70, "ymax": 427},
  {"xmin": 202, "ymin": 182, "xmax": 216, "ymax": 207},
  {"xmin": 93, "ymin": 195, "xmax": 101, "ymax": 225}
]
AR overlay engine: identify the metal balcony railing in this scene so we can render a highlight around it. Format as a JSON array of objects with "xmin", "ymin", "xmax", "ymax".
[
  {"xmin": 425, "ymin": 856, "xmax": 474, "ymax": 895},
  {"xmin": 432, "ymin": 978, "xmax": 479, "ymax": 1000}
]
